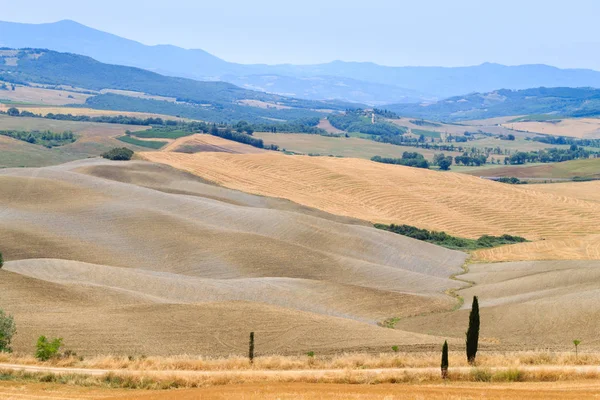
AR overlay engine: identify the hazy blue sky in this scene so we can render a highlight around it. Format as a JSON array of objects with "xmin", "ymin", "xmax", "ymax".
[{"xmin": 2, "ymin": 0, "xmax": 600, "ymax": 69}]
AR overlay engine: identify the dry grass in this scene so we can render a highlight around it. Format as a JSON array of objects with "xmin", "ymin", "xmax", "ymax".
[
  {"xmin": 3, "ymin": 352, "xmax": 600, "ymax": 371},
  {"xmin": 1, "ymin": 364, "xmax": 600, "ymax": 393},
  {"xmin": 138, "ymin": 152, "xmax": 600, "ymax": 245},
  {"xmin": 504, "ymin": 118, "xmax": 600, "ymax": 138}
]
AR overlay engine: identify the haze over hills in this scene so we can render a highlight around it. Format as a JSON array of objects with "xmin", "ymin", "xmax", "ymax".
[
  {"xmin": 0, "ymin": 48, "xmax": 355, "ymax": 123},
  {"xmin": 386, "ymin": 87, "xmax": 600, "ymax": 122},
  {"xmin": 3, "ymin": 20, "xmax": 600, "ymax": 104}
]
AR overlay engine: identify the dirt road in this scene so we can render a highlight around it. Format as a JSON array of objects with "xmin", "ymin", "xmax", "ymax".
[{"xmin": 3, "ymin": 362, "xmax": 600, "ymax": 377}]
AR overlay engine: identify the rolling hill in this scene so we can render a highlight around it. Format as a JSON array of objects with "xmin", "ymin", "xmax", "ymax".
[
  {"xmin": 386, "ymin": 87, "xmax": 600, "ymax": 122},
  {"xmin": 0, "ymin": 159, "xmax": 467, "ymax": 356},
  {"xmin": 138, "ymin": 151, "xmax": 600, "ymax": 246},
  {"xmin": 4, "ymin": 20, "xmax": 600, "ymax": 103}
]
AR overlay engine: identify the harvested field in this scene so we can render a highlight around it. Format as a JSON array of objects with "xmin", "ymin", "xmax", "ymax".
[
  {"xmin": 0, "ymin": 84, "xmax": 90, "ymax": 105},
  {"xmin": 504, "ymin": 118, "xmax": 600, "ymax": 138},
  {"xmin": 0, "ymin": 159, "xmax": 467, "ymax": 356},
  {"xmin": 397, "ymin": 260, "xmax": 600, "ymax": 350},
  {"xmin": 253, "ymin": 132, "xmax": 462, "ymax": 160},
  {"xmin": 139, "ymin": 152, "xmax": 600, "ymax": 244},
  {"xmin": 530, "ymin": 179, "xmax": 600, "ymax": 202},
  {"xmin": 464, "ymin": 158, "xmax": 600, "ymax": 180},
  {"xmin": 0, "ymin": 104, "xmax": 185, "ymax": 121},
  {"xmin": 474, "ymin": 234, "xmax": 600, "ymax": 262},
  {"xmin": 163, "ymin": 134, "xmax": 266, "ymax": 154}
]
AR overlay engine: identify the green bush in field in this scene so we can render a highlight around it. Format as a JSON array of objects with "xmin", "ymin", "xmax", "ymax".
[
  {"xmin": 0, "ymin": 309, "xmax": 16, "ymax": 353},
  {"xmin": 36, "ymin": 336, "xmax": 63, "ymax": 361},
  {"xmin": 101, "ymin": 147, "xmax": 134, "ymax": 161}
]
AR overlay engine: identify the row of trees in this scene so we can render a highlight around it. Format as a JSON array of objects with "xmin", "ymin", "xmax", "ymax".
[
  {"xmin": 2, "ymin": 107, "xmax": 326, "ymax": 136},
  {"xmin": 0, "ymin": 129, "xmax": 75, "ymax": 147},
  {"xmin": 532, "ymin": 135, "xmax": 600, "ymax": 149},
  {"xmin": 371, "ymin": 153, "xmax": 430, "ymax": 169},
  {"xmin": 506, "ymin": 146, "xmax": 597, "ymax": 165}
]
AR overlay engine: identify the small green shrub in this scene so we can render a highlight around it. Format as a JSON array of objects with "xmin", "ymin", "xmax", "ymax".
[
  {"xmin": 101, "ymin": 147, "xmax": 134, "ymax": 161},
  {"xmin": 392, "ymin": 345, "xmax": 399, "ymax": 353},
  {"xmin": 494, "ymin": 368, "xmax": 523, "ymax": 382},
  {"xmin": 35, "ymin": 336, "xmax": 63, "ymax": 361},
  {"xmin": 306, "ymin": 351, "xmax": 315, "ymax": 357}
]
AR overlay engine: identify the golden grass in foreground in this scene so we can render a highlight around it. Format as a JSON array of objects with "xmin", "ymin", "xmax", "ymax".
[
  {"xmin": 5, "ymin": 381, "xmax": 600, "ymax": 400},
  {"xmin": 1, "ymin": 366, "xmax": 600, "ymax": 394},
  {"xmin": 3, "ymin": 352, "xmax": 599, "ymax": 371},
  {"xmin": 114, "ymin": 381, "xmax": 600, "ymax": 400},
  {"xmin": 139, "ymin": 152, "xmax": 600, "ymax": 248}
]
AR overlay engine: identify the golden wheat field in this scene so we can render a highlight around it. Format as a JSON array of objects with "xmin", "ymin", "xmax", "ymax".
[
  {"xmin": 503, "ymin": 118, "xmax": 600, "ymax": 138},
  {"xmin": 139, "ymin": 152, "xmax": 600, "ymax": 246},
  {"xmin": 162, "ymin": 134, "xmax": 267, "ymax": 154}
]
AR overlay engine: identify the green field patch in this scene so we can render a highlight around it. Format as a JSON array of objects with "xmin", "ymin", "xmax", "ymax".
[
  {"xmin": 117, "ymin": 135, "xmax": 167, "ymax": 149},
  {"xmin": 131, "ymin": 129, "xmax": 192, "ymax": 139},
  {"xmin": 412, "ymin": 129, "xmax": 441, "ymax": 138}
]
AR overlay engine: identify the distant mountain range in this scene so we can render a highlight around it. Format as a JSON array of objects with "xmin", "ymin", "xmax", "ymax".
[{"xmin": 3, "ymin": 20, "xmax": 600, "ymax": 104}]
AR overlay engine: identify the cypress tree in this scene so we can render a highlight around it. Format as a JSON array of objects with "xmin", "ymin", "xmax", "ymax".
[
  {"xmin": 441, "ymin": 340, "xmax": 449, "ymax": 379},
  {"xmin": 466, "ymin": 296, "xmax": 480, "ymax": 365},
  {"xmin": 249, "ymin": 332, "xmax": 255, "ymax": 364}
]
